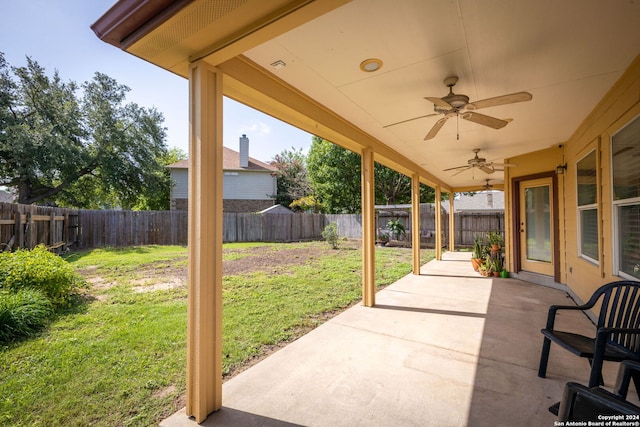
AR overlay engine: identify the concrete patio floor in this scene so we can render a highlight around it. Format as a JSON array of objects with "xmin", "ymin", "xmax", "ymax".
[{"xmin": 162, "ymin": 252, "xmax": 624, "ymax": 427}]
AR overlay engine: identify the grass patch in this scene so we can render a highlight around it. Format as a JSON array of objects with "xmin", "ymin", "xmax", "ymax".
[
  {"xmin": 1, "ymin": 241, "xmax": 434, "ymax": 426},
  {"xmin": 63, "ymin": 245, "xmax": 188, "ymax": 274}
]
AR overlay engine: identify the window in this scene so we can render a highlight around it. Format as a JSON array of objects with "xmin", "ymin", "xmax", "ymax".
[
  {"xmin": 612, "ymin": 115, "xmax": 640, "ymax": 280},
  {"xmin": 577, "ymin": 150, "xmax": 598, "ymax": 262}
]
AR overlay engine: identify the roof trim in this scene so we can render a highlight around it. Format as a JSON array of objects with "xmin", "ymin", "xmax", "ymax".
[{"xmin": 91, "ymin": 0, "xmax": 194, "ymax": 49}]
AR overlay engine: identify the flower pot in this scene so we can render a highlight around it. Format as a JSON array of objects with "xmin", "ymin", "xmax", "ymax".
[
  {"xmin": 500, "ymin": 269, "xmax": 509, "ymax": 278},
  {"xmin": 493, "ymin": 271, "xmax": 500, "ymax": 277},
  {"xmin": 471, "ymin": 258, "xmax": 482, "ymax": 271}
]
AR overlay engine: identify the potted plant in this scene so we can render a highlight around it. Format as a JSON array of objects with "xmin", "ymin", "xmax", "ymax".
[
  {"xmin": 487, "ymin": 231, "xmax": 503, "ymax": 252},
  {"xmin": 471, "ymin": 236, "xmax": 484, "ymax": 271},
  {"xmin": 478, "ymin": 260, "xmax": 490, "ymax": 277},
  {"xmin": 476, "ymin": 255, "xmax": 492, "ymax": 277},
  {"xmin": 490, "ymin": 256, "xmax": 502, "ymax": 277}
]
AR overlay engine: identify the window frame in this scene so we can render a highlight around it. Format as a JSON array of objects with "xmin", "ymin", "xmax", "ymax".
[
  {"xmin": 576, "ymin": 149, "xmax": 599, "ymax": 265},
  {"xmin": 611, "ymin": 113, "xmax": 640, "ymax": 281}
]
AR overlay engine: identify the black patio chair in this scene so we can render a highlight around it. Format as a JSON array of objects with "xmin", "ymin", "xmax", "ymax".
[
  {"xmin": 538, "ymin": 281, "xmax": 640, "ymax": 392},
  {"xmin": 558, "ymin": 360, "xmax": 640, "ymax": 421}
]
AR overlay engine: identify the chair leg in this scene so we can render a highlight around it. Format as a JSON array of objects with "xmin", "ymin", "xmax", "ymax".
[
  {"xmin": 631, "ymin": 371, "xmax": 640, "ymax": 400},
  {"xmin": 588, "ymin": 358, "xmax": 605, "ymax": 387},
  {"xmin": 538, "ymin": 337, "xmax": 552, "ymax": 378}
]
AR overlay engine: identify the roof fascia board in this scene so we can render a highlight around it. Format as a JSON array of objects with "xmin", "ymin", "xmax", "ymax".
[{"xmin": 91, "ymin": 0, "xmax": 194, "ymax": 49}]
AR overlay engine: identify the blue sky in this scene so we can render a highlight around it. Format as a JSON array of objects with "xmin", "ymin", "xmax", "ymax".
[{"xmin": 0, "ymin": 0, "xmax": 313, "ymax": 162}]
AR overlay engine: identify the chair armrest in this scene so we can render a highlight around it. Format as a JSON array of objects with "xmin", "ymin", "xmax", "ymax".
[
  {"xmin": 545, "ymin": 304, "xmax": 595, "ymax": 330},
  {"xmin": 589, "ymin": 328, "xmax": 640, "ymax": 388},
  {"xmin": 614, "ymin": 360, "xmax": 640, "ymax": 398}
]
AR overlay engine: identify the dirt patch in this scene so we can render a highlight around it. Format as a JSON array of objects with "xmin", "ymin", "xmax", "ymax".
[
  {"xmin": 131, "ymin": 277, "xmax": 185, "ymax": 293},
  {"xmin": 223, "ymin": 243, "xmax": 340, "ymax": 276},
  {"xmin": 80, "ymin": 242, "xmax": 357, "ymax": 294}
]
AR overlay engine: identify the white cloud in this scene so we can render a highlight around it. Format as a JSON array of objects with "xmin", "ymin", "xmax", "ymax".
[{"xmin": 240, "ymin": 121, "xmax": 271, "ymax": 136}]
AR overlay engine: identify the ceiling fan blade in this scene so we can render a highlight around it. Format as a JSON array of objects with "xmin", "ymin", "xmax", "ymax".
[
  {"xmin": 443, "ymin": 164, "xmax": 472, "ymax": 171},
  {"xmin": 452, "ymin": 167, "xmax": 472, "ymax": 177},
  {"xmin": 466, "ymin": 91, "xmax": 532, "ymax": 110},
  {"xmin": 425, "ymin": 96, "xmax": 452, "ymax": 110},
  {"xmin": 489, "ymin": 162, "xmax": 517, "ymax": 168},
  {"xmin": 461, "ymin": 111, "xmax": 510, "ymax": 129},
  {"xmin": 424, "ymin": 117, "xmax": 448, "ymax": 140},
  {"xmin": 383, "ymin": 113, "xmax": 439, "ymax": 128}
]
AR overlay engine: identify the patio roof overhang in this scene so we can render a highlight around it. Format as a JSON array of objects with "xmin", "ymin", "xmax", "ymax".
[{"xmin": 93, "ymin": 0, "xmax": 640, "ymax": 192}]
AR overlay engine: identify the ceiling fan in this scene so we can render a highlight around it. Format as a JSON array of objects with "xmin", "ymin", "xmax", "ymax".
[
  {"xmin": 482, "ymin": 179, "xmax": 494, "ymax": 190},
  {"xmin": 443, "ymin": 148, "xmax": 516, "ymax": 176},
  {"xmin": 384, "ymin": 76, "xmax": 532, "ymax": 140}
]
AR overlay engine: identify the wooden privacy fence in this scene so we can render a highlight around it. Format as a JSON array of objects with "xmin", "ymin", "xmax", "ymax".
[
  {"xmin": 78, "ymin": 210, "xmax": 188, "ymax": 248},
  {"xmin": 0, "ymin": 203, "xmax": 79, "ymax": 251},
  {"xmin": 75, "ymin": 211, "xmax": 325, "ymax": 247},
  {"xmin": 0, "ymin": 202, "xmax": 504, "ymax": 250},
  {"xmin": 224, "ymin": 213, "xmax": 326, "ymax": 242},
  {"xmin": 453, "ymin": 211, "xmax": 504, "ymax": 246}
]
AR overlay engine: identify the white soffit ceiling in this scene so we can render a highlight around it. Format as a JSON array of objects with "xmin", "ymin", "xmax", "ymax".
[{"xmin": 244, "ymin": 0, "xmax": 640, "ymax": 188}]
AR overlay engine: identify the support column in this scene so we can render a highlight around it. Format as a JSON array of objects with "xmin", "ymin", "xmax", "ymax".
[
  {"xmin": 435, "ymin": 186, "xmax": 442, "ymax": 260},
  {"xmin": 411, "ymin": 173, "xmax": 421, "ymax": 275},
  {"xmin": 186, "ymin": 62, "xmax": 223, "ymax": 423},
  {"xmin": 449, "ymin": 193, "xmax": 455, "ymax": 252},
  {"xmin": 361, "ymin": 148, "xmax": 375, "ymax": 307}
]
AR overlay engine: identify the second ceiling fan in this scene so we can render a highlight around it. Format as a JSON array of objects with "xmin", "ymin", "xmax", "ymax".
[
  {"xmin": 443, "ymin": 148, "xmax": 516, "ymax": 176},
  {"xmin": 386, "ymin": 76, "xmax": 532, "ymax": 140}
]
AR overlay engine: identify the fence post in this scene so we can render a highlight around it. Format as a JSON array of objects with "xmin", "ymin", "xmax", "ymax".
[
  {"xmin": 15, "ymin": 212, "xmax": 23, "ymax": 249},
  {"xmin": 64, "ymin": 213, "xmax": 69, "ymax": 248},
  {"xmin": 26, "ymin": 212, "xmax": 36, "ymax": 249},
  {"xmin": 49, "ymin": 211, "xmax": 56, "ymax": 247}
]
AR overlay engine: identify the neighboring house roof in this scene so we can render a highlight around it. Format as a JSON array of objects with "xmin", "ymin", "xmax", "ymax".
[
  {"xmin": 441, "ymin": 191, "xmax": 504, "ymax": 213},
  {"xmin": 167, "ymin": 147, "xmax": 275, "ymax": 172},
  {"xmin": 260, "ymin": 204, "xmax": 294, "ymax": 214}
]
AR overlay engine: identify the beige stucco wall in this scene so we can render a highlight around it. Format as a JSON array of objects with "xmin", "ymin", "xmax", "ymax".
[
  {"xmin": 505, "ymin": 54, "xmax": 640, "ymax": 303},
  {"xmin": 562, "ymin": 54, "xmax": 640, "ymax": 303}
]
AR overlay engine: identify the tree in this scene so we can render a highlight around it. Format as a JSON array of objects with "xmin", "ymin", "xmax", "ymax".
[
  {"xmin": 289, "ymin": 195, "xmax": 325, "ymax": 213},
  {"xmin": 306, "ymin": 137, "xmax": 436, "ymax": 213},
  {"xmin": 269, "ymin": 147, "xmax": 311, "ymax": 208},
  {"xmin": 375, "ymin": 166, "xmax": 414, "ymax": 205},
  {"xmin": 307, "ymin": 137, "xmax": 361, "ymax": 213},
  {"xmin": 0, "ymin": 53, "xmax": 173, "ymax": 209}
]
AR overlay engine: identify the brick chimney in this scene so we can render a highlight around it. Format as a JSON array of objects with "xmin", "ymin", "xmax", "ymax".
[{"xmin": 239, "ymin": 134, "xmax": 249, "ymax": 168}]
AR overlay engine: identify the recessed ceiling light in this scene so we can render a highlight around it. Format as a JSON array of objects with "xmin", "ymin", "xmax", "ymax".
[{"xmin": 360, "ymin": 58, "xmax": 382, "ymax": 72}]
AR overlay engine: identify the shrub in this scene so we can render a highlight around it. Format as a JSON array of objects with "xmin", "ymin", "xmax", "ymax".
[
  {"xmin": 0, "ymin": 245, "xmax": 86, "ymax": 307},
  {"xmin": 0, "ymin": 288, "xmax": 53, "ymax": 342},
  {"xmin": 321, "ymin": 222, "xmax": 340, "ymax": 249},
  {"xmin": 387, "ymin": 219, "xmax": 406, "ymax": 240}
]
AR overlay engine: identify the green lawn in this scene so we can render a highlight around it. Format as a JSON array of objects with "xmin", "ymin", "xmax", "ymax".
[{"xmin": 0, "ymin": 241, "xmax": 433, "ymax": 426}]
